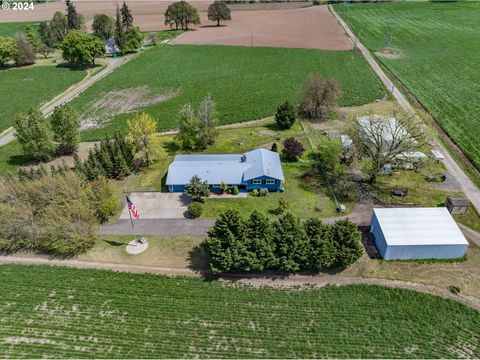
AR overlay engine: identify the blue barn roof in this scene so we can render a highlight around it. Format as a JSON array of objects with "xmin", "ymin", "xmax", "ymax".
[{"xmin": 166, "ymin": 149, "xmax": 284, "ymax": 186}]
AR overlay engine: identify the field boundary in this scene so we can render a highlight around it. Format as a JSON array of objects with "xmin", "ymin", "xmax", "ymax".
[{"xmin": 1, "ymin": 256, "xmax": 479, "ymax": 310}]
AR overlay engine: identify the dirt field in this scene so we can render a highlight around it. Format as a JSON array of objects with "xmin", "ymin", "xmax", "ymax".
[
  {"xmin": 1, "ymin": 1, "xmax": 351, "ymax": 50},
  {"xmin": 173, "ymin": 6, "xmax": 351, "ymax": 50}
]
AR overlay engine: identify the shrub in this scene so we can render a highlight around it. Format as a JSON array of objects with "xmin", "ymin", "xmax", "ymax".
[
  {"xmin": 90, "ymin": 177, "xmax": 119, "ymax": 224},
  {"xmin": 275, "ymin": 198, "xmax": 288, "ymax": 214},
  {"xmin": 250, "ymin": 189, "xmax": 259, "ymax": 197},
  {"xmin": 232, "ymin": 185, "xmax": 239, "ymax": 195},
  {"xmin": 271, "ymin": 142, "xmax": 278, "ymax": 152},
  {"xmin": 188, "ymin": 202, "xmax": 203, "ymax": 218},
  {"xmin": 275, "ymin": 100, "xmax": 296, "ymax": 129},
  {"xmin": 448, "ymin": 285, "xmax": 461, "ymax": 294},
  {"xmin": 282, "ymin": 137, "xmax": 305, "ymax": 161},
  {"xmin": 259, "ymin": 188, "xmax": 269, "ymax": 197},
  {"xmin": 14, "ymin": 32, "xmax": 36, "ymax": 66},
  {"xmin": 185, "ymin": 175, "xmax": 210, "ymax": 201}
]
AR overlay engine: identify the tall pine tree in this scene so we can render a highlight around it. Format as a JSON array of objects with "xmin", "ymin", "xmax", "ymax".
[
  {"xmin": 114, "ymin": 4, "xmax": 126, "ymax": 54},
  {"xmin": 65, "ymin": 0, "xmax": 80, "ymax": 30},
  {"xmin": 121, "ymin": 1, "xmax": 134, "ymax": 29}
]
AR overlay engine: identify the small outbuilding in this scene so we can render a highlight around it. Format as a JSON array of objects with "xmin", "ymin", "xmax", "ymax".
[
  {"xmin": 445, "ymin": 197, "xmax": 470, "ymax": 215},
  {"xmin": 370, "ymin": 207, "xmax": 468, "ymax": 260}
]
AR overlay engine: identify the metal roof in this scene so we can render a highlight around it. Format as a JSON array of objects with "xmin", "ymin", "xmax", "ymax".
[
  {"xmin": 166, "ymin": 149, "xmax": 284, "ymax": 186},
  {"xmin": 373, "ymin": 207, "xmax": 468, "ymax": 246},
  {"xmin": 357, "ymin": 115, "xmax": 407, "ymax": 142},
  {"xmin": 446, "ymin": 197, "xmax": 470, "ymax": 206}
]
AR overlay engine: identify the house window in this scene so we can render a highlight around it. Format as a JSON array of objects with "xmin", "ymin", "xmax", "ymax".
[
  {"xmin": 265, "ymin": 180, "xmax": 275, "ymax": 185},
  {"xmin": 252, "ymin": 180, "xmax": 262, "ymax": 185},
  {"xmin": 227, "ymin": 184, "xmax": 233, "ymax": 188}
]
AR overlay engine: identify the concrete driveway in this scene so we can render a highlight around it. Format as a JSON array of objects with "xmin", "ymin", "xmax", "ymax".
[{"xmin": 120, "ymin": 192, "xmax": 191, "ymax": 219}]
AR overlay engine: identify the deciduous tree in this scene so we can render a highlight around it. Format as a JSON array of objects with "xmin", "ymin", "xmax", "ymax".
[
  {"xmin": 164, "ymin": 1, "xmax": 200, "ymax": 30},
  {"xmin": 50, "ymin": 11, "xmax": 69, "ymax": 43},
  {"xmin": 0, "ymin": 36, "xmax": 17, "ymax": 66},
  {"xmin": 14, "ymin": 32, "xmax": 36, "ymax": 66},
  {"xmin": 92, "ymin": 14, "xmax": 114, "ymax": 41},
  {"xmin": 61, "ymin": 30, "xmax": 104, "ymax": 65},
  {"xmin": 13, "ymin": 108, "xmax": 56, "ymax": 161},
  {"xmin": 207, "ymin": 0, "xmax": 231, "ymax": 26},
  {"xmin": 124, "ymin": 26, "xmax": 143, "ymax": 53},
  {"xmin": 126, "ymin": 112, "xmax": 157, "ymax": 165},
  {"xmin": 50, "ymin": 103, "xmax": 80, "ymax": 155},
  {"xmin": 300, "ymin": 74, "xmax": 340, "ymax": 120},
  {"xmin": 282, "ymin": 137, "xmax": 305, "ymax": 161}
]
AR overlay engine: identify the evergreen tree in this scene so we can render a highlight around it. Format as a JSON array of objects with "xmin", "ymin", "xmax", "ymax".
[
  {"xmin": 114, "ymin": 4, "xmax": 127, "ymax": 54},
  {"xmin": 112, "ymin": 142, "xmax": 130, "ymax": 179},
  {"xmin": 73, "ymin": 153, "xmax": 84, "ymax": 174},
  {"xmin": 38, "ymin": 21, "xmax": 56, "ymax": 47},
  {"xmin": 275, "ymin": 100, "xmax": 296, "ymax": 130},
  {"xmin": 121, "ymin": 1, "xmax": 134, "ymax": 29},
  {"xmin": 202, "ymin": 209, "xmax": 245, "ymax": 274},
  {"xmin": 99, "ymin": 143, "xmax": 114, "ymax": 178},
  {"xmin": 65, "ymin": 0, "xmax": 81, "ymax": 30},
  {"xmin": 185, "ymin": 175, "xmax": 210, "ymax": 202},
  {"xmin": 272, "ymin": 212, "xmax": 310, "ymax": 272},
  {"xmin": 244, "ymin": 211, "xmax": 276, "ymax": 271},
  {"xmin": 25, "ymin": 25, "xmax": 40, "ymax": 51},
  {"xmin": 304, "ymin": 218, "xmax": 336, "ymax": 271},
  {"xmin": 330, "ymin": 220, "xmax": 363, "ymax": 267},
  {"xmin": 114, "ymin": 131, "xmax": 134, "ymax": 166}
]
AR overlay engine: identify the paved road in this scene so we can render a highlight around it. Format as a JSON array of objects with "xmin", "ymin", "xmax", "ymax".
[
  {"xmin": 99, "ymin": 219, "xmax": 215, "ymax": 237},
  {"xmin": 0, "ymin": 54, "xmax": 135, "ymax": 147},
  {"xmin": 330, "ymin": 6, "xmax": 480, "ymax": 214}
]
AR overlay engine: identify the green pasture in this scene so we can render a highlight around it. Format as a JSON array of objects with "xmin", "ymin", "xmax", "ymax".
[
  {"xmin": 0, "ymin": 21, "xmax": 39, "ymax": 37},
  {"xmin": 336, "ymin": 1, "xmax": 480, "ymax": 169},
  {"xmin": 0, "ymin": 65, "xmax": 86, "ymax": 132},
  {"xmin": 71, "ymin": 45, "xmax": 385, "ymax": 141},
  {"xmin": 0, "ymin": 265, "xmax": 479, "ymax": 358}
]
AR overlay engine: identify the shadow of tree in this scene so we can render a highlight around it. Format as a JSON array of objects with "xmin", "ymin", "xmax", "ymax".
[
  {"xmin": 103, "ymin": 240, "xmax": 125, "ymax": 247},
  {"xmin": 187, "ymin": 244, "xmax": 210, "ymax": 271}
]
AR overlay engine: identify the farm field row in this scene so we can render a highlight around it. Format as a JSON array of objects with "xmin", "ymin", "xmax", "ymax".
[
  {"xmin": 0, "ymin": 21, "xmax": 38, "ymax": 37},
  {"xmin": 0, "ymin": 66, "xmax": 86, "ymax": 132},
  {"xmin": 0, "ymin": 264, "xmax": 479, "ymax": 358},
  {"xmin": 335, "ymin": 1, "xmax": 480, "ymax": 170},
  {"xmin": 70, "ymin": 44, "xmax": 385, "ymax": 141}
]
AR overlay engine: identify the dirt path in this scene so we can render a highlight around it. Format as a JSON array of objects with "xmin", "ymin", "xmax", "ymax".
[
  {"xmin": 1, "ymin": 255, "xmax": 479, "ymax": 310},
  {"xmin": 329, "ymin": 5, "xmax": 480, "ymax": 214},
  {"xmin": 0, "ymin": 54, "xmax": 137, "ymax": 147}
]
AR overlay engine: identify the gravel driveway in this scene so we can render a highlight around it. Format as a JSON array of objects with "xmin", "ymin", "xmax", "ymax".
[{"xmin": 120, "ymin": 192, "xmax": 191, "ymax": 219}]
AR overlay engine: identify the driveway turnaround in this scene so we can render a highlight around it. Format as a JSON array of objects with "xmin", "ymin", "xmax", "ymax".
[
  {"xmin": 120, "ymin": 192, "xmax": 191, "ymax": 219},
  {"xmin": 99, "ymin": 219, "xmax": 215, "ymax": 237}
]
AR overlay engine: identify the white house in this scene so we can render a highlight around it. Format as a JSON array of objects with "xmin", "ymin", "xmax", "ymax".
[{"xmin": 370, "ymin": 207, "xmax": 468, "ymax": 260}]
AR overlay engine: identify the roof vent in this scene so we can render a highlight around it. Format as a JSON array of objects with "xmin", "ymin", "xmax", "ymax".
[{"xmin": 241, "ymin": 154, "xmax": 247, "ymax": 162}]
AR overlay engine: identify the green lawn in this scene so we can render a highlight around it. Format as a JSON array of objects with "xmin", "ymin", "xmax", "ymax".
[
  {"xmin": 0, "ymin": 140, "xmax": 27, "ymax": 175},
  {"xmin": 335, "ymin": 2, "xmax": 480, "ymax": 170},
  {"xmin": 72, "ymin": 45, "xmax": 385, "ymax": 141},
  {"xmin": 0, "ymin": 265, "xmax": 479, "ymax": 358},
  {"xmin": 0, "ymin": 21, "xmax": 39, "ymax": 37},
  {"xmin": 0, "ymin": 66, "xmax": 86, "ymax": 132}
]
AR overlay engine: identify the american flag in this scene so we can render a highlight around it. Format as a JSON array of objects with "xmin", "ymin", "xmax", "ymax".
[{"xmin": 126, "ymin": 196, "xmax": 139, "ymax": 219}]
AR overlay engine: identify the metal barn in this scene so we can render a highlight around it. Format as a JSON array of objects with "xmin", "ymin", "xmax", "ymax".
[{"xmin": 370, "ymin": 207, "xmax": 468, "ymax": 260}]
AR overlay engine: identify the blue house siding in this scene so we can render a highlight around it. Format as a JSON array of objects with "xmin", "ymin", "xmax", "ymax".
[{"xmin": 245, "ymin": 176, "xmax": 281, "ymax": 191}]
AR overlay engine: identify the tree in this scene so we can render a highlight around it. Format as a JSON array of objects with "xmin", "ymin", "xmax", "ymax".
[
  {"xmin": 0, "ymin": 36, "xmax": 17, "ymax": 66},
  {"xmin": 65, "ymin": 0, "xmax": 81, "ymax": 30},
  {"xmin": 282, "ymin": 137, "xmax": 305, "ymax": 161},
  {"xmin": 49, "ymin": 11, "xmax": 69, "ymax": 43},
  {"xmin": 350, "ymin": 112, "xmax": 427, "ymax": 183},
  {"xmin": 89, "ymin": 177, "xmax": 119, "ymax": 224},
  {"xmin": 61, "ymin": 30, "xmax": 104, "ymax": 65},
  {"xmin": 197, "ymin": 95, "xmax": 217, "ymax": 149},
  {"xmin": 0, "ymin": 172, "xmax": 98, "ymax": 256},
  {"xmin": 38, "ymin": 44, "xmax": 54, "ymax": 59},
  {"xmin": 185, "ymin": 175, "xmax": 210, "ymax": 202},
  {"xmin": 275, "ymin": 100, "xmax": 296, "ymax": 129},
  {"xmin": 177, "ymin": 103, "xmax": 198, "ymax": 150},
  {"xmin": 164, "ymin": 1, "xmax": 200, "ymax": 31},
  {"xmin": 50, "ymin": 104, "xmax": 80, "ymax": 155},
  {"xmin": 188, "ymin": 202, "xmax": 203, "ymax": 218},
  {"xmin": 38, "ymin": 21, "xmax": 56, "ymax": 47},
  {"xmin": 124, "ymin": 26, "xmax": 144, "ymax": 53},
  {"xmin": 14, "ymin": 32, "xmax": 36, "ymax": 66},
  {"xmin": 201, "ymin": 209, "xmax": 245, "ymax": 273},
  {"xmin": 92, "ymin": 14, "xmax": 114, "ymax": 41},
  {"xmin": 114, "ymin": 4, "xmax": 126, "ymax": 54},
  {"xmin": 126, "ymin": 112, "xmax": 156, "ymax": 165},
  {"xmin": 330, "ymin": 220, "xmax": 363, "ymax": 267},
  {"xmin": 300, "ymin": 74, "xmax": 340, "ymax": 120},
  {"xmin": 244, "ymin": 211, "xmax": 276, "ymax": 271},
  {"xmin": 207, "ymin": 0, "xmax": 231, "ymax": 26},
  {"xmin": 25, "ymin": 25, "xmax": 40, "ymax": 51},
  {"xmin": 272, "ymin": 212, "xmax": 310, "ymax": 272},
  {"xmin": 13, "ymin": 108, "xmax": 56, "ymax": 161},
  {"xmin": 121, "ymin": 1, "xmax": 134, "ymax": 29},
  {"xmin": 317, "ymin": 138, "xmax": 344, "ymax": 177},
  {"xmin": 304, "ymin": 218, "xmax": 336, "ymax": 271}
]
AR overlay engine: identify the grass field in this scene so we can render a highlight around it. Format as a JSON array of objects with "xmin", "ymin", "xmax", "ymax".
[
  {"xmin": 335, "ymin": 2, "xmax": 480, "ymax": 170},
  {"xmin": 71, "ymin": 45, "xmax": 385, "ymax": 140},
  {"xmin": 0, "ymin": 21, "xmax": 39, "ymax": 37},
  {"xmin": 0, "ymin": 265, "xmax": 479, "ymax": 358},
  {"xmin": 0, "ymin": 66, "xmax": 86, "ymax": 132}
]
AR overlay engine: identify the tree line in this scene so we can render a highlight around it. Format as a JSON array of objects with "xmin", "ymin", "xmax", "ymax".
[
  {"xmin": 202, "ymin": 209, "xmax": 363, "ymax": 274},
  {"xmin": 165, "ymin": 0, "xmax": 231, "ymax": 30}
]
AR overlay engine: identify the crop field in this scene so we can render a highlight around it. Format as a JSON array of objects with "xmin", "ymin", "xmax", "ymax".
[
  {"xmin": 335, "ymin": 2, "xmax": 480, "ymax": 169},
  {"xmin": 0, "ymin": 22, "xmax": 38, "ymax": 37},
  {"xmin": 0, "ymin": 66, "xmax": 86, "ymax": 132},
  {"xmin": 1, "ymin": 265, "xmax": 479, "ymax": 358},
  {"xmin": 71, "ymin": 45, "xmax": 385, "ymax": 141}
]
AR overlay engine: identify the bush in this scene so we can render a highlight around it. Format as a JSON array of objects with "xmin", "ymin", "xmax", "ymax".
[
  {"xmin": 275, "ymin": 198, "xmax": 288, "ymax": 214},
  {"xmin": 275, "ymin": 101, "xmax": 296, "ymax": 129},
  {"xmin": 271, "ymin": 142, "xmax": 278, "ymax": 152},
  {"xmin": 448, "ymin": 285, "xmax": 461, "ymax": 294},
  {"xmin": 14, "ymin": 32, "xmax": 36, "ymax": 66},
  {"xmin": 185, "ymin": 175, "xmax": 210, "ymax": 202},
  {"xmin": 250, "ymin": 189, "xmax": 259, "ymax": 197},
  {"xmin": 282, "ymin": 137, "xmax": 306, "ymax": 161},
  {"xmin": 90, "ymin": 177, "xmax": 119, "ymax": 224},
  {"xmin": 232, "ymin": 185, "xmax": 239, "ymax": 195},
  {"xmin": 259, "ymin": 188, "xmax": 269, "ymax": 197},
  {"xmin": 188, "ymin": 202, "xmax": 203, "ymax": 218}
]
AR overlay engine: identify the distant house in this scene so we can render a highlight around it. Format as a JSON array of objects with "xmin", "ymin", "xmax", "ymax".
[
  {"xmin": 165, "ymin": 149, "xmax": 284, "ymax": 193},
  {"xmin": 357, "ymin": 115, "xmax": 413, "ymax": 148},
  {"xmin": 105, "ymin": 38, "xmax": 119, "ymax": 55},
  {"xmin": 445, "ymin": 197, "xmax": 469, "ymax": 215},
  {"xmin": 370, "ymin": 207, "xmax": 468, "ymax": 260}
]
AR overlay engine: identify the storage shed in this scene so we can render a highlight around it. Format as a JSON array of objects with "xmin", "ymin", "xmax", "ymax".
[
  {"xmin": 445, "ymin": 197, "xmax": 469, "ymax": 215},
  {"xmin": 370, "ymin": 207, "xmax": 468, "ymax": 260}
]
